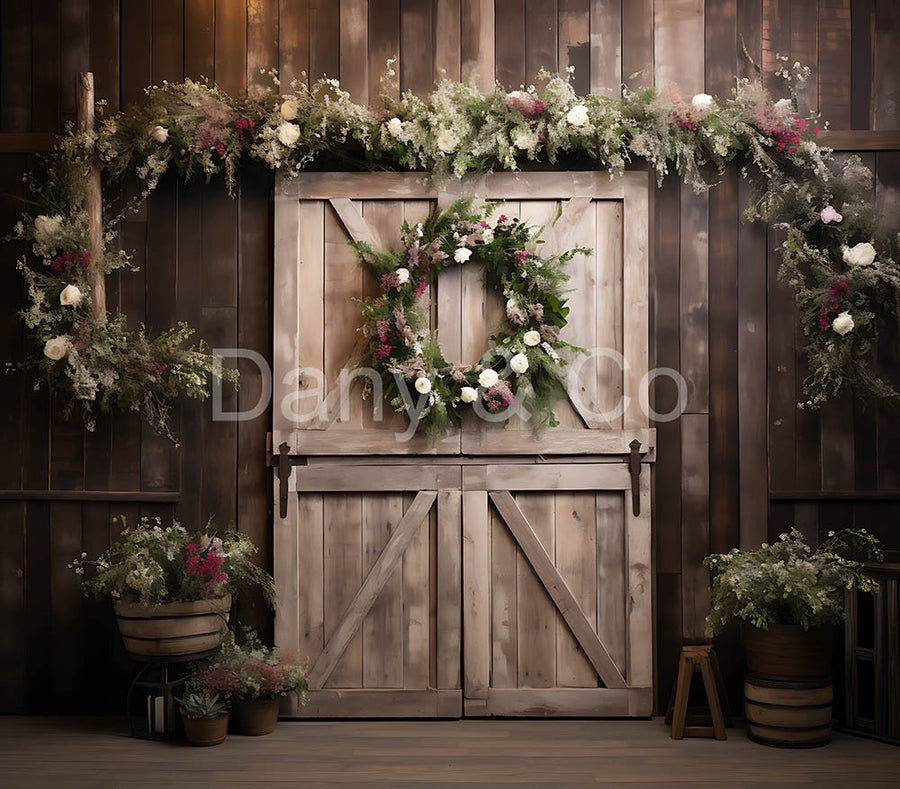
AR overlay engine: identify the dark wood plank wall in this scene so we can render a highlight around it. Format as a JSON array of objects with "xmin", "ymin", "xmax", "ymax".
[{"xmin": 0, "ymin": 0, "xmax": 897, "ymax": 715}]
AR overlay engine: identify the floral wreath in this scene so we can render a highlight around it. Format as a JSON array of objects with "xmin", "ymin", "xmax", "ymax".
[
  {"xmin": 7, "ymin": 59, "xmax": 899, "ymax": 441},
  {"xmin": 353, "ymin": 199, "xmax": 588, "ymax": 437}
]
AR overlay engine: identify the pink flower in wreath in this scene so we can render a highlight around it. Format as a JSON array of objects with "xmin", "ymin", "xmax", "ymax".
[{"xmin": 820, "ymin": 206, "xmax": 842, "ymax": 224}]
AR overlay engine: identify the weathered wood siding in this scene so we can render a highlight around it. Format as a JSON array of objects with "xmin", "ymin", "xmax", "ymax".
[{"xmin": 0, "ymin": 0, "xmax": 898, "ymax": 714}]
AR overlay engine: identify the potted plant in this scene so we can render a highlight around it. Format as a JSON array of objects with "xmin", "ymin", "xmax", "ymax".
[
  {"xmin": 704, "ymin": 528, "xmax": 881, "ymax": 746},
  {"xmin": 70, "ymin": 516, "xmax": 275, "ymax": 660},
  {"xmin": 191, "ymin": 627, "xmax": 309, "ymax": 736},
  {"xmin": 177, "ymin": 692, "xmax": 230, "ymax": 746}
]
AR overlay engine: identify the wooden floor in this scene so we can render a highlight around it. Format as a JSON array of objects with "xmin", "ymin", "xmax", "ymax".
[{"xmin": 0, "ymin": 717, "xmax": 896, "ymax": 787}]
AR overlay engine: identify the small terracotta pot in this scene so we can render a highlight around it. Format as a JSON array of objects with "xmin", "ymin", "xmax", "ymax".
[
  {"xmin": 231, "ymin": 698, "xmax": 280, "ymax": 736},
  {"xmin": 182, "ymin": 711, "xmax": 229, "ymax": 746},
  {"xmin": 740, "ymin": 622, "xmax": 834, "ymax": 679}
]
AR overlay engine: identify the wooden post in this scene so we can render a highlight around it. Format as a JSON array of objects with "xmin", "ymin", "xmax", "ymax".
[{"xmin": 76, "ymin": 71, "xmax": 106, "ymax": 322}]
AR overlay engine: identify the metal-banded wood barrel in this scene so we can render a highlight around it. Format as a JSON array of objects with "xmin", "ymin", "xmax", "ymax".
[
  {"xmin": 114, "ymin": 595, "xmax": 231, "ymax": 661},
  {"xmin": 744, "ymin": 674, "xmax": 833, "ymax": 748}
]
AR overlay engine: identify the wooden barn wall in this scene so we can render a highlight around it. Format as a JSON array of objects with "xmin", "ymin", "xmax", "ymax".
[{"xmin": 0, "ymin": 0, "xmax": 898, "ymax": 715}]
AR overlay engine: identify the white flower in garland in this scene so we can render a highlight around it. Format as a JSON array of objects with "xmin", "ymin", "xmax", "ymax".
[
  {"xmin": 280, "ymin": 99, "xmax": 299, "ymax": 121},
  {"xmin": 478, "ymin": 368, "xmax": 499, "ymax": 388},
  {"xmin": 510, "ymin": 353, "xmax": 529, "ymax": 374},
  {"xmin": 842, "ymin": 242, "xmax": 876, "ymax": 267},
  {"xmin": 33, "ymin": 215, "xmax": 63, "ymax": 246},
  {"xmin": 43, "ymin": 336, "xmax": 69, "ymax": 361},
  {"xmin": 481, "ymin": 228, "xmax": 494, "ymax": 244},
  {"xmin": 523, "ymin": 330, "xmax": 540, "ymax": 347},
  {"xmin": 832, "ymin": 312, "xmax": 855, "ymax": 336},
  {"xmin": 566, "ymin": 104, "xmax": 589, "ymax": 127},
  {"xmin": 454, "ymin": 247, "xmax": 472, "ymax": 263},
  {"xmin": 59, "ymin": 284, "xmax": 83, "ymax": 307},
  {"xmin": 150, "ymin": 125, "xmax": 169, "ymax": 143},
  {"xmin": 820, "ymin": 206, "xmax": 842, "ymax": 224},
  {"xmin": 691, "ymin": 93, "xmax": 714, "ymax": 110},
  {"xmin": 436, "ymin": 130, "xmax": 459, "ymax": 153},
  {"xmin": 396, "ymin": 267, "xmax": 410, "ymax": 284},
  {"xmin": 277, "ymin": 122, "xmax": 301, "ymax": 146},
  {"xmin": 386, "ymin": 117, "xmax": 404, "ymax": 138},
  {"xmin": 414, "ymin": 376, "xmax": 432, "ymax": 394},
  {"xmin": 460, "ymin": 386, "xmax": 477, "ymax": 403},
  {"xmin": 511, "ymin": 126, "xmax": 537, "ymax": 151}
]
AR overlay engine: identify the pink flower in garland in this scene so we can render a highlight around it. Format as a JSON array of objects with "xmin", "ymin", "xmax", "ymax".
[
  {"xmin": 377, "ymin": 344, "xmax": 392, "ymax": 358},
  {"xmin": 234, "ymin": 116, "xmax": 255, "ymax": 134},
  {"xmin": 483, "ymin": 381, "xmax": 514, "ymax": 413},
  {"xmin": 215, "ymin": 142, "xmax": 226, "ymax": 158},
  {"xmin": 820, "ymin": 206, "xmax": 842, "ymax": 224},
  {"xmin": 505, "ymin": 91, "xmax": 544, "ymax": 118}
]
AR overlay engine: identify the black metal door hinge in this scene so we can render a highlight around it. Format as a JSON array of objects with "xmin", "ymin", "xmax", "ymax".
[{"xmin": 628, "ymin": 438, "xmax": 645, "ymax": 516}]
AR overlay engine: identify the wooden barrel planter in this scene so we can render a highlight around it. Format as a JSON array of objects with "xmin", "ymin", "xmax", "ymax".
[
  {"xmin": 114, "ymin": 594, "xmax": 231, "ymax": 660},
  {"xmin": 744, "ymin": 675, "xmax": 833, "ymax": 748}
]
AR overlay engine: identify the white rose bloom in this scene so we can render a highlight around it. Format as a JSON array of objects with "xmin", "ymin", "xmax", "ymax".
[
  {"xmin": 43, "ymin": 336, "xmax": 69, "ymax": 361},
  {"xmin": 33, "ymin": 215, "xmax": 63, "ymax": 245},
  {"xmin": 59, "ymin": 284, "xmax": 82, "ymax": 307},
  {"xmin": 482, "ymin": 228, "xmax": 494, "ymax": 244},
  {"xmin": 523, "ymin": 330, "xmax": 541, "ymax": 347},
  {"xmin": 842, "ymin": 242, "xmax": 876, "ymax": 267},
  {"xmin": 832, "ymin": 311, "xmax": 855, "ymax": 336},
  {"xmin": 510, "ymin": 352, "xmax": 529, "ymax": 374},
  {"xmin": 414, "ymin": 376, "xmax": 432, "ymax": 394},
  {"xmin": 691, "ymin": 93, "xmax": 713, "ymax": 110},
  {"xmin": 478, "ymin": 368, "xmax": 499, "ymax": 388},
  {"xmin": 150, "ymin": 125, "xmax": 169, "ymax": 143},
  {"xmin": 460, "ymin": 386, "xmax": 477, "ymax": 403},
  {"xmin": 277, "ymin": 122, "xmax": 301, "ymax": 146},
  {"xmin": 386, "ymin": 117, "xmax": 403, "ymax": 138},
  {"xmin": 511, "ymin": 127, "xmax": 536, "ymax": 150},
  {"xmin": 566, "ymin": 104, "xmax": 589, "ymax": 127},
  {"xmin": 280, "ymin": 99, "xmax": 299, "ymax": 121},
  {"xmin": 775, "ymin": 98, "xmax": 792, "ymax": 109},
  {"xmin": 436, "ymin": 130, "xmax": 459, "ymax": 153},
  {"xmin": 454, "ymin": 247, "xmax": 472, "ymax": 263},
  {"xmin": 396, "ymin": 267, "xmax": 410, "ymax": 284}
]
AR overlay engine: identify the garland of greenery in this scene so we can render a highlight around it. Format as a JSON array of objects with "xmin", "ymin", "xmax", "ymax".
[
  {"xmin": 8, "ymin": 59, "xmax": 899, "ymax": 440},
  {"xmin": 353, "ymin": 199, "xmax": 588, "ymax": 437}
]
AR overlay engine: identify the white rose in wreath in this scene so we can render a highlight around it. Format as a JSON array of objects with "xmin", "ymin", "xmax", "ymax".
[
  {"xmin": 454, "ymin": 247, "xmax": 472, "ymax": 263},
  {"xmin": 566, "ymin": 104, "xmax": 589, "ymax": 127},
  {"xmin": 691, "ymin": 93, "xmax": 714, "ymax": 110},
  {"xmin": 460, "ymin": 386, "xmax": 477, "ymax": 403},
  {"xmin": 277, "ymin": 122, "xmax": 301, "ymax": 146},
  {"xmin": 150, "ymin": 125, "xmax": 169, "ymax": 143},
  {"xmin": 59, "ymin": 284, "xmax": 82, "ymax": 307},
  {"xmin": 478, "ymin": 368, "xmax": 499, "ymax": 389},
  {"xmin": 386, "ymin": 117, "xmax": 404, "ymax": 138},
  {"xmin": 832, "ymin": 311, "xmax": 855, "ymax": 336},
  {"xmin": 280, "ymin": 99, "xmax": 299, "ymax": 121},
  {"xmin": 436, "ymin": 130, "xmax": 459, "ymax": 153},
  {"xmin": 396, "ymin": 267, "xmax": 410, "ymax": 284},
  {"xmin": 43, "ymin": 336, "xmax": 69, "ymax": 361},
  {"xmin": 523, "ymin": 330, "xmax": 541, "ymax": 347},
  {"xmin": 481, "ymin": 228, "xmax": 494, "ymax": 244},
  {"xmin": 510, "ymin": 352, "xmax": 529, "ymax": 374},
  {"xmin": 842, "ymin": 242, "xmax": 876, "ymax": 267},
  {"xmin": 414, "ymin": 376, "xmax": 432, "ymax": 394},
  {"xmin": 33, "ymin": 215, "xmax": 63, "ymax": 246}
]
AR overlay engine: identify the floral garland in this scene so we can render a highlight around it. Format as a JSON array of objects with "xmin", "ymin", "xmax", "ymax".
[
  {"xmin": 353, "ymin": 199, "xmax": 588, "ymax": 437},
  {"xmin": 8, "ymin": 60, "xmax": 899, "ymax": 438}
]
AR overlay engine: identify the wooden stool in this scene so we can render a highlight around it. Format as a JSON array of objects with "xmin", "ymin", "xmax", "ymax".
[{"xmin": 667, "ymin": 644, "xmax": 731, "ymax": 740}]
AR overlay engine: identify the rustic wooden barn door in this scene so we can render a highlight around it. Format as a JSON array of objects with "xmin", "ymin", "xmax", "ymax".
[{"xmin": 273, "ymin": 172, "xmax": 653, "ymax": 718}]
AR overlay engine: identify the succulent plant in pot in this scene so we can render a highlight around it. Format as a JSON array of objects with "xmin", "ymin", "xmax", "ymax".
[{"xmin": 178, "ymin": 692, "xmax": 230, "ymax": 746}]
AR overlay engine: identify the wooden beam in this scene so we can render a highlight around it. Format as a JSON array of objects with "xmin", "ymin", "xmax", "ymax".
[
  {"xmin": 306, "ymin": 490, "xmax": 436, "ymax": 689},
  {"xmin": 489, "ymin": 490, "xmax": 628, "ymax": 689}
]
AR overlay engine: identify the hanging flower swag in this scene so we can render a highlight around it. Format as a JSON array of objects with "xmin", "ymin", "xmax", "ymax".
[
  {"xmin": 353, "ymin": 199, "xmax": 589, "ymax": 437},
  {"xmin": 8, "ymin": 58, "xmax": 900, "ymax": 440}
]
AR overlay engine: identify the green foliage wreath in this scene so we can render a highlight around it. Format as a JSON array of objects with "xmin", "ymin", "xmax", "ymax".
[{"xmin": 7, "ymin": 59, "xmax": 900, "ymax": 440}]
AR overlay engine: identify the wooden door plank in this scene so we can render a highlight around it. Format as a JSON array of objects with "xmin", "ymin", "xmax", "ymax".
[
  {"xmin": 627, "ymin": 469, "xmax": 653, "ymax": 701},
  {"xmin": 460, "ymin": 428, "xmax": 656, "ymax": 456},
  {"xmin": 292, "ymin": 688, "xmax": 460, "ymax": 718},
  {"xmin": 472, "ymin": 686, "xmax": 652, "ymax": 717},
  {"xmin": 515, "ymin": 492, "xmax": 556, "ymax": 688},
  {"xmin": 273, "ymin": 192, "xmax": 303, "ymax": 434},
  {"xmin": 594, "ymin": 200, "xmax": 624, "ymax": 428},
  {"xmin": 491, "ymin": 497, "xmax": 519, "ymax": 687},
  {"xmin": 309, "ymin": 491, "xmax": 436, "ymax": 690},
  {"xmin": 322, "ymin": 495, "xmax": 364, "ymax": 689},
  {"xmin": 295, "ymin": 464, "xmax": 461, "ymax": 492},
  {"xmin": 489, "ymin": 491, "xmax": 627, "ymax": 688},
  {"xmin": 297, "ymin": 493, "xmax": 325, "ymax": 667},
  {"xmin": 363, "ymin": 494, "xmax": 404, "ymax": 688},
  {"xmin": 462, "ymin": 489, "xmax": 491, "ymax": 699},
  {"xmin": 622, "ymin": 172, "xmax": 649, "ymax": 429},
  {"xmin": 556, "ymin": 492, "xmax": 599, "ymax": 687},
  {"xmin": 475, "ymin": 463, "xmax": 631, "ymax": 491},
  {"xmin": 403, "ymin": 491, "xmax": 431, "ymax": 689},
  {"xmin": 329, "ymin": 197, "xmax": 388, "ymax": 249},
  {"xmin": 596, "ymin": 491, "xmax": 626, "ymax": 675},
  {"xmin": 274, "ymin": 487, "xmax": 301, "ymax": 654},
  {"xmin": 437, "ymin": 489, "xmax": 462, "ymax": 690}
]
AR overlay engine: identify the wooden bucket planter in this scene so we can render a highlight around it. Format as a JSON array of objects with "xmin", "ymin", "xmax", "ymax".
[
  {"xmin": 182, "ymin": 711, "xmax": 230, "ymax": 746},
  {"xmin": 114, "ymin": 595, "xmax": 231, "ymax": 660},
  {"xmin": 231, "ymin": 698, "xmax": 280, "ymax": 735},
  {"xmin": 744, "ymin": 676, "xmax": 833, "ymax": 748}
]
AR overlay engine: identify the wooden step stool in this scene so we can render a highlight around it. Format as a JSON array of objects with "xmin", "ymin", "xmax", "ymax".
[{"xmin": 666, "ymin": 644, "xmax": 732, "ymax": 740}]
